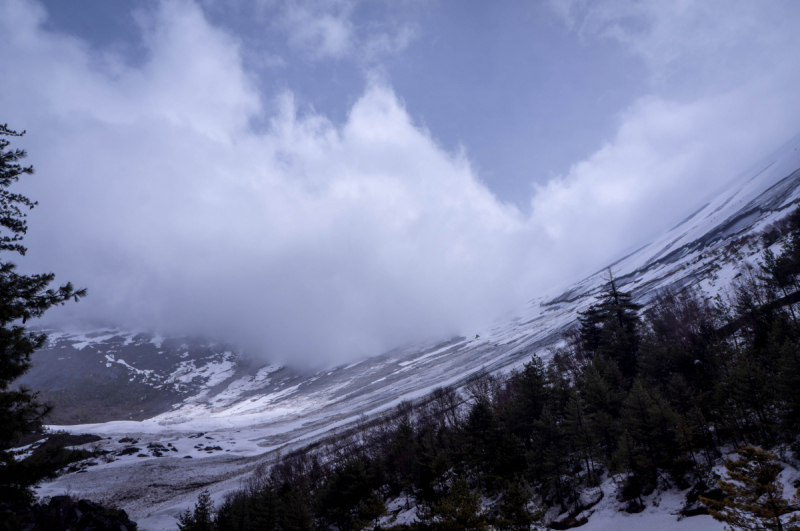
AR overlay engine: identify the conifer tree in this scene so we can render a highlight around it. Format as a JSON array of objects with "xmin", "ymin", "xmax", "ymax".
[
  {"xmin": 315, "ymin": 459, "xmax": 382, "ymax": 530},
  {"xmin": 760, "ymin": 206, "xmax": 800, "ymax": 302},
  {"xmin": 0, "ymin": 125, "xmax": 86, "ymax": 506},
  {"xmin": 424, "ymin": 475, "xmax": 487, "ymax": 531},
  {"xmin": 249, "ymin": 485, "xmax": 279, "ymax": 531},
  {"xmin": 614, "ymin": 431, "xmax": 650, "ymax": 505},
  {"xmin": 529, "ymin": 406, "xmax": 575, "ymax": 512},
  {"xmin": 495, "ymin": 479, "xmax": 541, "ymax": 531},
  {"xmin": 412, "ymin": 428, "xmax": 451, "ymax": 505},
  {"xmin": 728, "ymin": 353, "xmax": 777, "ymax": 443},
  {"xmin": 278, "ymin": 483, "xmax": 315, "ymax": 531},
  {"xmin": 582, "ymin": 364, "xmax": 622, "ymax": 462},
  {"xmin": 505, "ymin": 356, "xmax": 549, "ymax": 440},
  {"xmin": 178, "ymin": 489, "xmax": 215, "ymax": 531},
  {"xmin": 563, "ymin": 391, "xmax": 598, "ymax": 483},
  {"xmin": 464, "ymin": 396, "xmax": 500, "ymax": 489},
  {"xmin": 578, "ymin": 273, "xmax": 642, "ymax": 381},
  {"xmin": 761, "ymin": 249, "xmax": 799, "ymax": 315},
  {"xmin": 701, "ymin": 445, "xmax": 800, "ymax": 531},
  {"xmin": 389, "ymin": 416, "xmax": 415, "ymax": 493},
  {"xmin": 619, "ymin": 380, "xmax": 679, "ymax": 477},
  {"xmin": 214, "ymin": 493, "xmax": 252, "ymax": 531},
  {"xmin": 778, "ymin": 341, "xmax": 800, "ymax": 435}
]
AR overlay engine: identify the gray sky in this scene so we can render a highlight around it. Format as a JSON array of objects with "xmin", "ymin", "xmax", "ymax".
[{"xmin": 2, "ymin": 0, "xmax": 800, "ymax": 367}]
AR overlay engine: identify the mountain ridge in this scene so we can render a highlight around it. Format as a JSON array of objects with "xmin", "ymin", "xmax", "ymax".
[{"xmin": 21, "ymin": 133, "xmax": 800, "ymax": 529}]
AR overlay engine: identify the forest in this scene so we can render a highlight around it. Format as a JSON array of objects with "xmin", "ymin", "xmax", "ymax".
[{"xmin": 176, "ymin": 208, "xmax": 800, "ymax": 530}]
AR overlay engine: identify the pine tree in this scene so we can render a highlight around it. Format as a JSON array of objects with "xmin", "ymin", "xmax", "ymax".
[
  {"xmin": 778, "ymin": 340, "xmax": 800, "ymax": 435},
  {"xmin": 214, "ymin": 494, "xmax": 251, "ymax": 531},
  {"xmin": 563, "ymin": 391, "xmax": 599, "ymax": 483},
  {"xmin": 505, "ymin": 356, "xmax": 549, "ymax": 440},
  {"xmin": 582, "ymin": 364, "xmax": 622, "ymax": 463},
  {"xmin": 760, "ymin": 206, "xmax": 800, "ymax": 303},
  {"xmin": 638, "ymin": 288, "xmax": 719, "ymax": 395},
  {"xmin": 0, "ymin": 125, "xmax": 86, "ymax": 506},
  {"xmin": 315, "ymin": 459, "xmax": 382, "ymax": 530},
  {"xmin": 613, "ymin": 431, "xmax": 650, "ymax": 505},
  {"xmin": 728, "ymin": 352, "xmax": 777, "ymax": 443},
  {"xmin": 389, "ymin": 416, "xmax": 415, "ymax": 493},
  {"xmin": 761, "ymin": 249, "xmax": 798, "ymax": 309},
  {"xmin": 248, "ymin": 485, "xmax": 279, "ymax": 531},
  {"xmin": 412, "ymin": 427, "xmax": 451, "ymax": 505},
  {"xmin": 463, "ymin": 396, "xmax": 500, "ymax": 489},
  {"xmin": 426, "ymin": 475, "xmax": 487, "ymax": 531},
  {"xmin": 619, "ymin": 380, "xmax": 679, "ymax": 475},
  {"xmin": 700, "ymin": 445, "xmax": 800, "ymax": 531},
  {"xmin": 278, "ymin": 483, "xmax": 315, "ymax": 531},
  {"xmin": 615, "ymin": 379, "xmax": 684, "ymax": 493},
  {"xmin": 579, "ymin": 273, "xmax": 642, "ymax": 381},
  {"xmin": 495, "ymin": 479, "xmax": 542, "ymax": 531},
  {"xmin": 528, "ymin": 406, "xmax": 575, "ymax": 512},
  {"xmin": 178, "ymin": 489, "xmax": 215, "ymax": 531}
]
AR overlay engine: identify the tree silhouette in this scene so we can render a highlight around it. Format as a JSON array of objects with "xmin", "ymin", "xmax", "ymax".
[{"xmin": 0, "ymin": 124, "xmax": 86, "ymax": 508}]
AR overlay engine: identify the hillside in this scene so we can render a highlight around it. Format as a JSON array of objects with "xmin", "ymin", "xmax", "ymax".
[{"xmin": 24, "ymin": 134, "xmax": 800, "ymax": 530}]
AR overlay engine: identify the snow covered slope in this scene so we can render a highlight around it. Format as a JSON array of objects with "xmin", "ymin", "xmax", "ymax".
[
  {"xmin": 18, "ymin": 331, "xmax": 243, "ymax": 424},
  {"xmin": 30, "ymin": 134, "xmax": 800, "ymax": 530}
]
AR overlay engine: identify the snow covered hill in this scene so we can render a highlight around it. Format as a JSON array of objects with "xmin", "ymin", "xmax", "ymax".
[{"xmin": 26, "ymin": 134, "xmax": 800, "ymax": 530}]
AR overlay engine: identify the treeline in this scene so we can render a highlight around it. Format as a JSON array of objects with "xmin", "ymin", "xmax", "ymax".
[{"xmin": 180, "ymin": 208, "xmax": 800, "ymax": 531}]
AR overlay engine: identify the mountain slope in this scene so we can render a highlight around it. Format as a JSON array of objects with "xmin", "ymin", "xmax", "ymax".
[{"xmin": 26, "ymin": 134, "xmax": 800, "ymax": 529}]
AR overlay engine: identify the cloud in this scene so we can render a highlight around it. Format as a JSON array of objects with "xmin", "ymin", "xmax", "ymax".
[
  {"xmin": 530, "ymin": 86, "xmax": 800, "ymax": 267},
  {"xmin": 551, "ymin": 0, "xmax": 800, "ymax": 90},
  {"xmin": 0, "ymin": 0, "xmax": 534, "ymax": 367},
  {"xmin": 277, "ymin": 0, "xmax": 417, "ymax": 62},
  {"xmin": 281, "ymin": 0, "xmax": 354, "ymax": 59},
  {"xmin": 2, "ymin": 0, "xmax": 800, "ymax": 368},
  {"xmin": 532, "ymin": 0, "xmax": 800, "ymax": 268},
  {"xmin": 359, "ymin": 21, "xmax": 417, "ymax": 62}
]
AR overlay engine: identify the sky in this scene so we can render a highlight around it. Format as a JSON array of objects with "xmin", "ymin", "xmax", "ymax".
[{"xmin": 2, "ymin": 0, "xmax": 800, "ymax": 367}]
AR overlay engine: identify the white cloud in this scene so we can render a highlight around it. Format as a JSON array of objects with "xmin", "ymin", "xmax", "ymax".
[
  {"xmin": 281, "ymin": 0, "xmax": 354, "ymax": 59},
  {"xmin": 530, "ymin": 85, "xmax": 800, "ymax": 266},
  {"xmin": 0, "ymin": 0, "xmax": 534, "ymax": 367},
  {"xmin": 551, "ymin": 0, "xmax": 800, "ymax": 90},
  {"xmin": 532, "ymin": 0, "xmax": 800, "ymax": 268},
  {"xmin": 2, "ymin": 0, "xmax": 800, "ymax": 368},
  {"xmin": 278, "ymin": 0, "xmax": 417, "ymax": 62},
  {"xmin": 359, "ymin": 23, "xmax": 417, "ymax": 63}
]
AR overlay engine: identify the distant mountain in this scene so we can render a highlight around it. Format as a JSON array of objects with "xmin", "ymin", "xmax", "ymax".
[
  {"xmin": 25, "ymin": 133, "xmax": 800, "ymax": 529},
  {"xmin": 19, "ymin": 331, "xmax": 243, "ymax": 424}
]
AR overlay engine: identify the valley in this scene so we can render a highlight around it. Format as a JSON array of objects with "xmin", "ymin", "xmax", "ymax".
[{"xmin": 20, "ymin": 136, "xmax": 800, "ymax": 529}]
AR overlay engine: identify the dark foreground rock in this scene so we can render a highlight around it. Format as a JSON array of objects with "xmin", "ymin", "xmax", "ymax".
[{"xmin": 0, "ymin": 495, "xmax": 137, "ymax": 530}]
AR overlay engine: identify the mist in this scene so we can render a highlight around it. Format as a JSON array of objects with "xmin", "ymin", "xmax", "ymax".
[{"xmin": 2, "ymin": 0, "xmax": 800, "ymax": 367}]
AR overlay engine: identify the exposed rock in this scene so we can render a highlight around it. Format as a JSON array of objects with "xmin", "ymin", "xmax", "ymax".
[
  {"xmin": 624, "ymin": 501, "xmax": 646, "ymax": 513},
  {"xmin": 549, "ymin": 515, "xmax": 589, "ymax": 529},
  {"xmin": 116, "ymin": 446, "xmax": 140, "ymax": 456},
  {"xmin": 681, "ymin": 479, "xmax": 723, "ymax": 517}
]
